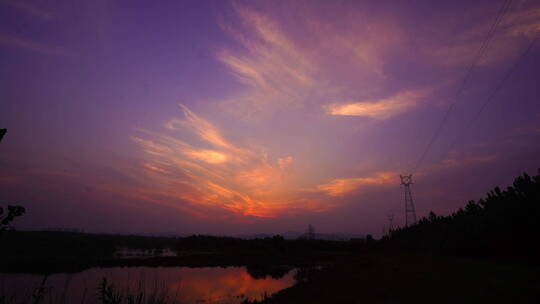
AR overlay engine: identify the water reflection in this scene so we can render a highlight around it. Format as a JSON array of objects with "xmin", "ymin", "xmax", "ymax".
[{"xmin": 0, "ymin": 266, "xmax": 296, "ymax": 304}]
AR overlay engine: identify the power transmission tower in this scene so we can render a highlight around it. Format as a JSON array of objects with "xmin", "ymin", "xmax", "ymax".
[
  {"xmin": 400, "ymin": 175, "xmax": 417, "ymax": 226},
  {"xmin": 387, "ymin": 214, "xmax": 394, "ymax": 232},
  {"xmin": 383, "ymin": 214, "xmax": 394, "ymax": 237},
  {"xmin": 306, "ymin": 224, "xmax": 315, "ymax": 240}
]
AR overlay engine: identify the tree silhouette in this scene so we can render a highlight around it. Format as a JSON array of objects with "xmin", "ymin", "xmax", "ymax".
[
  {"xmin": 0, "ymin": 128, "xmax": 26, "ymax": 231},
  {"xmin": 0, "ymin": 128, "xmax": 6, "ymax": 142},
  {"xmin": 382, "ymin": 169, "xmax": 540, "ymax": 258},
  {"xmin": 0, "ymin": 206, "xmax": 25, "ymax": 231}
]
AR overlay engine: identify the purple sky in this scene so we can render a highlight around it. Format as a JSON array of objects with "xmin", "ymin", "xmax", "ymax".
[{"xmin": 1, "ymin": 0, "xmax": 540, "ymax": 236}]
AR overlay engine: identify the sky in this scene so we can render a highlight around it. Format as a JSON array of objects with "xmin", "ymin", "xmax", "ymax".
[{"xmin": 1, "ymin": 0, "xmax": 540, "ymax": 236}]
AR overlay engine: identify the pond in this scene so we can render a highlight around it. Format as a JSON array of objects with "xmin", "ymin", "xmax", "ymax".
[{"xmin": 0, "ymin": 266, "xmax": 297, "ymax": 304}]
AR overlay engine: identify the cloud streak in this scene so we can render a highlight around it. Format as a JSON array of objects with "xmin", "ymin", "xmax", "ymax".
[
  {"xmin": 314, "ymin": 172, "xmax": 397, "ymax": 197},
  {"xmin": 324, "ymin": 89, "xmax": 430, "ymax": 119},
  {"xmin": 130, "ymin": 105, "xmax": 308, "ymax": 218},
  {"xmin": 426, "ymin": 2, "xmax": 540, "ymax": 68},
  {"xmin": 217, "ymin": 5, "xmax": 318, "ymax": 120},
  {"xmin": 2, "ymin": 0, "xmax": 53, "ymax": 19},
  {"xmin": 0, "ymin": 34, "xmax": 71, "ymax": 56},
  {"xmin": 125, "ymin": 104, "xmax": 403, "ymax": 219}
]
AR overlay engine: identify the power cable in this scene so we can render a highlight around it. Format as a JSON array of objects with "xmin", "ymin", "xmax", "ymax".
[
  {"xmin": 446, "ymin": 32, "xmax": 540, "ymax": 153},
  {"xmin": 410, "ymin": 0, "xmax": 513, "ymax": 175}
]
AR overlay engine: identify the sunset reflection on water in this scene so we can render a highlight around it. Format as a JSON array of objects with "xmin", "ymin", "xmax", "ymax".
[
  {"xmin": 171, "ymin": 267, "xmax": 295, "ymax": 303},
  {"xmin": 0, "ymin": 266, "xmax": 296, "ymax": 304}
]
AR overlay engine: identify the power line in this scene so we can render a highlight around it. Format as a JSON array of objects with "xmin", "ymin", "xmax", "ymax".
[
  {"xmin": 455, "ymin": 0, "xmax": 513, "ymax": 100},
  {"xmin": 447, "ymin": 32, "xmax": 540, "ymax": 153},
  {"xmin": 410, "ymin": 0, "xmax": 513, "ymax": 175}
]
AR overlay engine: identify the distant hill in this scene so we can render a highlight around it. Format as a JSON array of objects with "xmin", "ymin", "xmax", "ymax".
[
  {"xmin": 46, "ymin": 231, "xmax": 365, "ymax": 240},
  {"xmin": 237, "ymin": 232, "xmax": 365, "ymax": 241}
]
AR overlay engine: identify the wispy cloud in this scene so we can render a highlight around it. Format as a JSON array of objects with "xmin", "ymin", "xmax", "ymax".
[
  {"xmin": 119, "ymin": 5, "xmax": 429, "ymax": 218},
  {"xmin": 426, "ymin": 3, "xmax": 540, "ymax": 67},
  {"xmin": 304, "ymin": 10, "xmax": 403, "ymax": 78},
  {"xmin": 2, "ymin": 0, "xmax": 53, "ymax": 19},
  {"xmin": 441, "ymin": 154, "xmax": 497, "ymax": 169},
  {"xmin": 128, "ymin": 105, "xmax": 312, "ymax": 218},
  {"xmin": 324, "ymin": 89, "xmax": 430, "ymax": 119},
  {"xmin": 126, "ymin": 104, "xmax": 399, "ymax": 218},
  {"xmin": 166, "ymin": 105, "xmax": 246, "ymax": 153},
  {"xmin": 0, "ymin": 34, "xmax": 71, "ymax": 56},
  {"xmin": 123, "ymin": 2, "xmax": 528, "ymax": 221},
  {"xmin": 217, "ymin": 5, "xmax": 318, "ymax": 120},
  {"xmin": 215, "ymin": 3, "xmax": 412, "ymax": 122},
  {"xmin": 314, "ymin": 172, "xmax": 397, "ymax": 197}
]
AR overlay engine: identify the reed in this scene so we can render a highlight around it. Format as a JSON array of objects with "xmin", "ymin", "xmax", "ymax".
[{"xmin": 1, "ymin": 276, "xmax": 182, "ymax": 304}]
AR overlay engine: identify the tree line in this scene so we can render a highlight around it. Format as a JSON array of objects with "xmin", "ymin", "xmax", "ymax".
[{"xmin": 382, "ymin": 169, "xmax": 540, "ymax": 258}]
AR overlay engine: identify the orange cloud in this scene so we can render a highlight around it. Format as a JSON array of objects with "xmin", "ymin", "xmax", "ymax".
[
  {"xmin": 125, "ymin": 103, "xmax": 408, "ymax": 219},
  {"xmin": 315, "ymin": 172, "xmax": 397, "ymax": 196},
  {"xmin": 121, "ymin": 4, "xmax": 448, "ymax": 219},
  {"xmin": 128, "ymin": 105, "xmax": 326, "ymax": 218},
  {"xmin": 185, "ymin": 149, "xmax": 228, "ymax": 164},
  {"xmin": 215, "ymin": 3, "xmax": 409, "ymax": 121},
  {"xmin": 166, "ymin": 105, "xmax": 248, "ymax": 153},
  {"xmin": 217, "ymin": 6, "xmax": 318, "ymax": 120},
  {"xmin": 503, "ymin": 6, "xmax": 540, "ymax": 37},
  {"xmin": 324, "ymin": 89, "xmax": 429, "ymax": 119},
  {"xmin": 220, "ymin": 5, "xmax": 315, "ymax": 88}
]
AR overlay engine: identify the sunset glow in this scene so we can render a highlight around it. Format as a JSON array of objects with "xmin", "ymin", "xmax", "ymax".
[{"xmin": 1, "ymin": 0, "xmax": 540, "ymax": 235}]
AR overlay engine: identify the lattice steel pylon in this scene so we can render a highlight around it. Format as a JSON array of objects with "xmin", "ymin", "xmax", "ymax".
[
  {"xmin": 387, "ymin": 214, "xmax": 394, "ymax": 232},
  {"xmin": 400, "ymin": 174, "xmax": 417, "ymax": 226}
]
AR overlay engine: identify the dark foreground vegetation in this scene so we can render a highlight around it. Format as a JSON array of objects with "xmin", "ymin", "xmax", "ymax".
[
  {"xmin": 241, "ymin": 169, "xmax": 540, "ymax": 303},
  {"xmin": 381, "ymin": 169, "xmax": 540, "ymax": 258},
  {"xmin": 1, "ymin": 170, "xmax": 540, "ymax": 303},
  {"xmin": 11, "ymin": 276, "xmax": 183, "ymax": 304}
]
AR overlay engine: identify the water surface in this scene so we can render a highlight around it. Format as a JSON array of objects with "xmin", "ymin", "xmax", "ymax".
[{"xmin": 0, "ymin": 266, "xmax": 297, "ymax": 303}]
